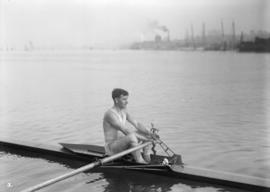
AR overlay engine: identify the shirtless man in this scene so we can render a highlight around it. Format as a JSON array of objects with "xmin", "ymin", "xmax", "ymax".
[{"xmin": 103, "ymin": 88, "xmax": 154, "ymax": 164}]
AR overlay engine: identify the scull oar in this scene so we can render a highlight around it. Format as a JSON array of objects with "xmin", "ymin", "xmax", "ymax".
[{"xmin": 21, "ymin": 141, "xmax": 152, "ymax": 192}]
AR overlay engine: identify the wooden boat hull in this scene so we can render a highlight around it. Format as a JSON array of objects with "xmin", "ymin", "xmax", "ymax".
[{"xmin": 1, "ymin": 138, "xmax": 270, "ymax": 191}]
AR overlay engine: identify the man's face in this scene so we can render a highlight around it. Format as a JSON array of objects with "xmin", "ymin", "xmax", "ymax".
[{"xmin": 116, "ymin": 95, "xmax": 128, "ymax": 109}]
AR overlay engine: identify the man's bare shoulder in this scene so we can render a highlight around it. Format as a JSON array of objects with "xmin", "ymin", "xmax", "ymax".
[{"xmin": 104, "ymin": 109, "xmax": 115, "ymax": 122}]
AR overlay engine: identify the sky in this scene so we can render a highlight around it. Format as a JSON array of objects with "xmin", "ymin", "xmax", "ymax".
[{"xmin": 0, "ymin": 0, "xmax": 269, "ymax": 49}]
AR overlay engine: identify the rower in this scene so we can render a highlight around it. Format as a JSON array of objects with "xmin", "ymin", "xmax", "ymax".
[{"xmin": 103, "ymin": 88, "xmax": 158, "ymax": 164}]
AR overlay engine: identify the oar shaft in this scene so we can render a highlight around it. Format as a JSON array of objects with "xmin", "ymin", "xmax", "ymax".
[{"xmin": 21, "ymin": 141, "xmax": 152, "ymax": 192}]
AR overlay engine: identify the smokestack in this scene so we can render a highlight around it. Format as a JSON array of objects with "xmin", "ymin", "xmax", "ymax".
[
  {"xmin": 185, "ymin": 29, "xmax": 189, "ymax": 46},
  {"xmin": 220, "ymin": 19, "xmax": 226, "ymax": 50},
  {"xmin": 202, "ymin": 22, "xmax": 206, "ymax": 47},
  {"xmin": 190, "ymin": 24, "xmax": 195, "ymax": 49},
  {"xmin": 232, "ymin": 21, "xmax": 236, "ymax": 49}
]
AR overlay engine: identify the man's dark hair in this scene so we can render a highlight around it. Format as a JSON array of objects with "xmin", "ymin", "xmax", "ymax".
[{"xmin": 112, "ymin": 88, "xmax": 129, "ymax": 100}]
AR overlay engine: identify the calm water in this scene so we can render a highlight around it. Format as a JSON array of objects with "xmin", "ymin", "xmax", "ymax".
[{"xmin": 0, "ymin": 50, "xmax": 269, "ymax": 191}]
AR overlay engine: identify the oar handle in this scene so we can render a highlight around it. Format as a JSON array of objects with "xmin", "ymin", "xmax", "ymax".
[{"xmin": 21, "ymin": 141, "xmax": 152, "ymax": 192}]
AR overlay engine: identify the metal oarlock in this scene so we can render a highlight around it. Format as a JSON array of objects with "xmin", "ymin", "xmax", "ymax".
[{"xmin": 150, "ymin": 123, "xmax": 183, "ymax": 166}]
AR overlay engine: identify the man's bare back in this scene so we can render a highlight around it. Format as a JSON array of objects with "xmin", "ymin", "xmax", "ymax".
[{"xmin": 103, "ymin": 107, "xmax": 128, "ymax": 147}]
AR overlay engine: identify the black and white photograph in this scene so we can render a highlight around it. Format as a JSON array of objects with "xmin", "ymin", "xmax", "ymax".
[{"xmin": 0, "ymin": 0, "xmax": 270, "ymax": 191}]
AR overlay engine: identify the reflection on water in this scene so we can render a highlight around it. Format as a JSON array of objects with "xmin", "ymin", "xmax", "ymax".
[
  {"xmin": 98, "ymin": 169, "xmax": 222, "ymax": 192},
  {"xmin": 87, "ymin": 167, "xmax": 249, "ymax": 192}
]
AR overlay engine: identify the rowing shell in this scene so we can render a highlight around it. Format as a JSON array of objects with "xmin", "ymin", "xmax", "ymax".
[
  {"xmin": 0, "ymin": 139, "xmax": 270, "ymax": 191},
  {"xmin": 60, "ymin": 143, "xmax": 180, "ymax": 173}
]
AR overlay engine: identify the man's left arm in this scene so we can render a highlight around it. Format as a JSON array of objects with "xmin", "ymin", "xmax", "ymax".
[{"xmin": 126, "ymin": 112, "xmax": 151, "ymax": 138}]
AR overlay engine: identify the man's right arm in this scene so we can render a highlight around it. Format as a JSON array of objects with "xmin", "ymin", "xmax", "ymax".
[{"xmin": 104, "ymin": 111, "xmax": 130, "ymax": 135}]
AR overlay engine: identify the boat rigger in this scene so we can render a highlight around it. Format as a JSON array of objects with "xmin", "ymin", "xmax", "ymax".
[{"xmin": 0, "ymin": 138, "xmax": 270, "ymax": 191}]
